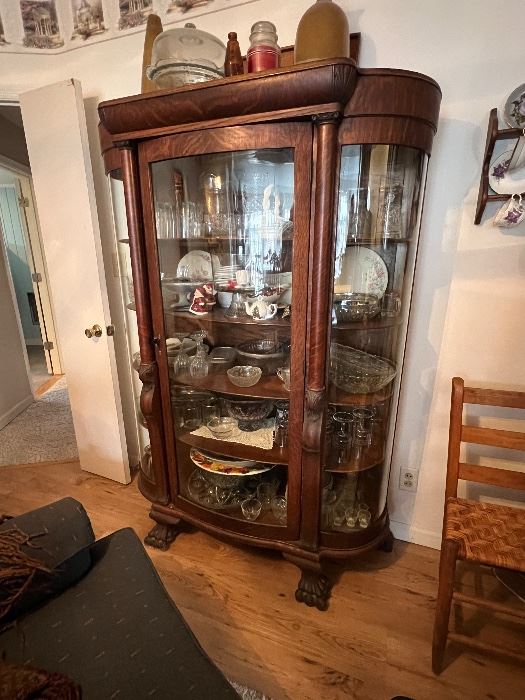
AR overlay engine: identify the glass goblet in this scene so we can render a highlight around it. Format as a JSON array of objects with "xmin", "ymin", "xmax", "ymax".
[{"xmin": 241, "ymin": 497, "xmax": 262, "ymax": 521}]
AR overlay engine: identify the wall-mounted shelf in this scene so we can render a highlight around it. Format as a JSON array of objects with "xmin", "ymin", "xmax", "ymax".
[{"xmin": 475, "ymin": 108, "xmax": 524, "ymax": 224}]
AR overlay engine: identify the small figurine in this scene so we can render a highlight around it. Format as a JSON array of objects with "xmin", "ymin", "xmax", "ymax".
[
  {"xmin": 282, "ymin": 305, "xmax": 291, "ymax": 319},
  {"xmin": 189, "ymin": 283, "xmax": 216, "ymax": 316}
]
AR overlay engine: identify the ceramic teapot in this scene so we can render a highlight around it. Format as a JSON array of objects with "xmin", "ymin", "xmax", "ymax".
[{"xmin": 245, "ymin": 299, "xmax": 278, "ymax": 320}]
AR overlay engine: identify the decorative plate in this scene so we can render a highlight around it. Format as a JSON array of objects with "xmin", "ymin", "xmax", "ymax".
[
  {"xmin": 504, "ymin": 84, "xmax": 525, "ymax": 129},
  {"xmin": 189, "ymin": 448, "xmax": 274, "ymax": 476},
  {"xmin": 335, "ymin": 247, "xmax": 388, "ymax": 299},
  {"xmin": 177, "ymin": 251, "xmax": 214, "ymax": 280},
  {"xmin": 488, "ymin": 149, "xmax": 525, "ymax": 195}
]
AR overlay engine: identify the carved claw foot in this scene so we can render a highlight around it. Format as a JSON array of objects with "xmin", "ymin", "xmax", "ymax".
[
  {"xmin": 295, "ymin": 571, "xmax": 332, "ymax": 611},
  {"xmin": 144, "ymin": 522, "xmax": 180, "ymax": 551},
  {"xmin": 377, "ymin": 528, "xmax": 394, "ymax": 553}
]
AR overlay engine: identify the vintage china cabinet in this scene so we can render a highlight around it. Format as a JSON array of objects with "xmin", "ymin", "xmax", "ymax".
[{"xmin": 99, "ymin": 59, "xmax": 440, "ymax": 610}]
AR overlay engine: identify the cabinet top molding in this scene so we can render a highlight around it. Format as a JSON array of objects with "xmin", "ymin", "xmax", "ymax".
[{"xmin": 98, "ymin": 59, "xmax": 441, "ymax": 144}]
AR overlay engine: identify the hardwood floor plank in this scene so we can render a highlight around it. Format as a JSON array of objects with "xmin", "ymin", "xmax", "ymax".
[{"xmin": 0, "ymin": 460, "xmax": 524, "ymax": 699}]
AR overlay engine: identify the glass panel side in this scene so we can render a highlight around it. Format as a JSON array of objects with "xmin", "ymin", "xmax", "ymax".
[
  {"xmin": 322, "ymin": 144, "xmax": 428, "ymax": 533},
  {"xmin": 108, "ymin": 177, "xmax": 152, "ymax": 480},
  {"xmin": 151, "ymin": 149, "xmax": 295, "ymax": 526}
]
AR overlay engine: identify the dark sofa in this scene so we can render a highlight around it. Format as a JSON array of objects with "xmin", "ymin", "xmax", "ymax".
[{"xmin": 0, "ymin": 498, "xmax": 239, "ymax": 699}]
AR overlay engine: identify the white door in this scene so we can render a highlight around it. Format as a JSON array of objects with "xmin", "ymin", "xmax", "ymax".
[
  {"xmin": 20, "ymin": 79, "xmax": 131, "ymax": 484},
  {"xmin": 16, "ymin": 174, "xmax": 63, "ymax": 375}
]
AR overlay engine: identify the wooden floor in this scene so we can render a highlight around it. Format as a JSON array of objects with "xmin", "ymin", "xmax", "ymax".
[{"xmin": 1, "ymin": 460, "xmax": 524, "ymax": 700}]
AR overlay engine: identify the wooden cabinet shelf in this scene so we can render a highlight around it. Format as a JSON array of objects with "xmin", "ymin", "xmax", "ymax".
[
  {"xmin": 173, "ymin": 372, "xmax": 289, "ymax": 400},
  {"xmin": 328, "ymin": 383, "xmax": 393, "ymax": 407},
  {"xmin": 332, "ymin": 316, "xmax": 402, "ymax": 331},
  {"xmin": 178, "ymin": 431, "xmax": 288, "ymax": 465},
  {"xmin": 168, "ymin": 307, "xmax": 290, "ymax": 328},
  {"xmin": 324, "ymin": 443, "xmax": 384, "ymax": 474}
]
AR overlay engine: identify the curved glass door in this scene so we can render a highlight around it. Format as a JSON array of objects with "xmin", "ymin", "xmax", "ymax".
[
  {"xmin": 148, "ymin": 144, "xmax": 302, "ymax": 530},
  {"xmin": 322, "ymin": 144, "xmax": 427, "ymax": 534}
]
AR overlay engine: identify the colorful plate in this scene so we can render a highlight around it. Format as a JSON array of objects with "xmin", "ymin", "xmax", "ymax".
[{"xmin": 189, "ymin": 448, "xmax": 274, "ymax": 476}]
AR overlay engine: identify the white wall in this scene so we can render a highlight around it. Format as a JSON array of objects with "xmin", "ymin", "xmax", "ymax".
[{"xmin": 1, "ymin": 0, "xmax": 524, "ymax": 545}]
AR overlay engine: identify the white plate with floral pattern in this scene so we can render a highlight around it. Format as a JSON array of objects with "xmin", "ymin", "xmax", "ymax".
[
  {"xmin": 177, "ymin": 251, "xmax": 219, "ymax": 281},
  {"xmin": 489, "ymin": 149, "xmax": 525, "ymax": 195},
  {"xmin": 504, "ymin": 84, "xmax": 525, "ymax": 129},
  {"xmin": 335, "ymin": 247, "xmax": 388, "ymax": 299}
]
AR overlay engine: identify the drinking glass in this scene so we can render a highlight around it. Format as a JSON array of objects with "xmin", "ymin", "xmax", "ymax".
[
  {"xmin": 357, "ymin": 508, "xmax": 372, "ymax": 529},
  {"xmin": 271, "ymin": 496, "xmax": 287, "ymax": 524},
  {"xmin": 381, "ymin": 292, "xmax": 402, "ymax": 317},
  {"xmin": 241, "ymin": 497, "xmax": 262, "ymax": 521},
  {"xmin": 333, "ymin": 411, "xmax": 354, "ymax": 465},
  {"xmin": 201, "ymin": 399, "xmax": 220, "ymax": 425},
  {"xmin": 274, "ymin": 400, "xmax": 289, "ymax": 448},
  {"xmin": 189, "ymin": 331, "xmax": 209, "ymax": 378},
  {"xmin": 181, "ymin": 202, "xmax": 200, "ymax": 238},
  {"xmin": 182, "ymin": 404, "xmax": 201, "ymax": 430},
  {"xmin": 377, "ymin": 180, "xmax": 404, "ymax": 238},
  {"xmin": 187, "ymin": 470, "xmax": 207, "ymax": 500},
  {"xmin": 256, "ymin": 482, "xmax": 274, "ymax": 508}
]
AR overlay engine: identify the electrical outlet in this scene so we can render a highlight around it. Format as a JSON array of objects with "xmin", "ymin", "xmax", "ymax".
[{"xmin": 399, "ymin": 467, "xmax": 419, "ymax": 492}]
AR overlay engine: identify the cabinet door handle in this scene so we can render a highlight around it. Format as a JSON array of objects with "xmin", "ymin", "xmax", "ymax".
[{"xmin": 85, "ymin": 324, "xmax": 103, "ymax": 339}]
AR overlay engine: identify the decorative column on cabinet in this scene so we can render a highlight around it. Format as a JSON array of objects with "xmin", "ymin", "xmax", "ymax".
[{"xmin": 98, "ymin": 60, "xmax": 440, "ymax": 609}]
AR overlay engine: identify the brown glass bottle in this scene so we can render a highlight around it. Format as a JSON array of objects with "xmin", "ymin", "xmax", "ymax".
[{"xmin": 224, "ymin": 32, "xmax": 244, "ymax": 77}]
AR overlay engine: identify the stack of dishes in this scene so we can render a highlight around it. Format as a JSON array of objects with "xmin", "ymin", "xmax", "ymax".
[{"xmin": 213, "ymin": 264, "xmax": 242, "ymax": 286}]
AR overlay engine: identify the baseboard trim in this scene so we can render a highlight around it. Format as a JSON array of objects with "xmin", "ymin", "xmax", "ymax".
[
  {"xmin": 0, "ymin": 394, "xmax": 33, "ymax": 431},
  {"xmin": 390, "ymin": 519, "xmax": 442, "ymax": 550}
]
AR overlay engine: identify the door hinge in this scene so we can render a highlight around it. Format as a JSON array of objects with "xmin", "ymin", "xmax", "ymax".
[
  {"xmin": 43, "ymin": 340, "xmax": 54, "ymax": 351},
  {"xmin": 18, "ymin": 195, "xmax": 30, "ymax": 208},
  {"xmin": 32, "ymin": 272, "xmax": 42, "ymax": 283}
]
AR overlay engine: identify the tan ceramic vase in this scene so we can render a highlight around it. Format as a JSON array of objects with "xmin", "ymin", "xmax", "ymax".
[{"xmin": 294, "ymin": 0, "xmax": 350, "ymax": 64}]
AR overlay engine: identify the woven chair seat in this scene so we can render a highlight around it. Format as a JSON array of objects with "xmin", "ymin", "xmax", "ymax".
[{"xmin": 445, "ymin": 497, "xmax": 525, "ymax": 572}]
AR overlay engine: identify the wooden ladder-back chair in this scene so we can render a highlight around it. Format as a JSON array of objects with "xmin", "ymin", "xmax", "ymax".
[{"xmin": 432, "ymin": 377, "xmax": 525, "ymax": 674}]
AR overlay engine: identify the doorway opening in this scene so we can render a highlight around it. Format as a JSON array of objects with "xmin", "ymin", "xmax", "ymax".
[{"xmin": 0, "ymin": 103, "xmax": 76, "ymax": 466}]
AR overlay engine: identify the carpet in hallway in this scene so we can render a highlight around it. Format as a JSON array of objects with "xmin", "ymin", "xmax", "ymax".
[{"xmin": 0, "ymin": 377, "xmax": 78, "ymax": 466}]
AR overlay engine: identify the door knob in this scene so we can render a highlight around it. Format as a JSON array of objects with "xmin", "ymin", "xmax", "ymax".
[{"xmin": 85, "ymin": 324, "xmax": 103, "ymax": 339}]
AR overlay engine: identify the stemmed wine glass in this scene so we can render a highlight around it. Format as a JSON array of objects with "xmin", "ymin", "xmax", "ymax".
[
  {"xmin": 189, "ymin": 330, "xmax": 209, "ymax": 378},
  {"xmin": 172, "ymin": 331, "xmax": 190, "ymax": 376}
]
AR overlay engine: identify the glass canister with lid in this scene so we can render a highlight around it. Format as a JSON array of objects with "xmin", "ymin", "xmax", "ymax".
[
  {"xmin": 147, "ymin": 22, "xmax": 226, "ymax": 88},
  {"xmin": 247, "ymin": 21, "xmax": 280, "ymax": 73}
]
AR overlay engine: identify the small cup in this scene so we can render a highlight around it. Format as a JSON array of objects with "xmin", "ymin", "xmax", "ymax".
[
  {"xmin": 357, "ymin": 508, "xmax": 372, "ymax": 529},
  {"xmin": 241, "ymin": 497, "xmax": 262, "ymax": 521},
  {"xmin": 277, "ymin": 366, "xmax": 291, "ymax": 391},
  {"xmin": 381, "ymin": 292, "xmax": 401, "ymax": 317},
  {"xmin": 235, "ymin": 269, "xmax": 249, "ymax": 285},
  {"xmin": 494, "ymin": 194, "xmax": 525, "ymax": 228}
]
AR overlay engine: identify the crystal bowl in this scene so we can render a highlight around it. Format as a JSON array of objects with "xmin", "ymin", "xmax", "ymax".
[
  {"xmin": 334, "ymin": 293, "xmax": 380, "ymax": 323},
  {"xmin": 330, "ymin": 344, "xmax": 397, "ymax": 394},
  {"xmin": 236, "ymin": 339, "xmax": 287, "ymax": 376},
  {"xmin": 224, "ymin": 398, "xmax": 274, "ymax": 431},
  {"xmin": 206, "ymin": 417, "xmax": 238, "ymax": 439},
  {"xmin": 227, "ymin": 365, "xmax": 262, "ymax": 387}
]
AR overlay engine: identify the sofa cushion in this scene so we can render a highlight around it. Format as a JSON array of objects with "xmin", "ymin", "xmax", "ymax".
[
  {"xmin": 0, "ymin": 527, "xmax": 239, "ymax": 700},
  {"xmin": 0, "ymin": 498, "xmax": 95, "ymax": 624}
]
